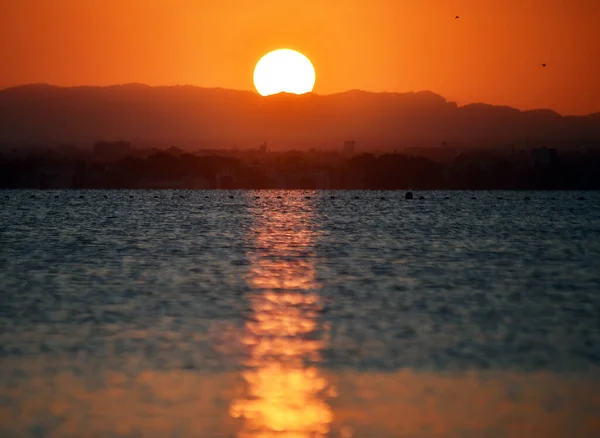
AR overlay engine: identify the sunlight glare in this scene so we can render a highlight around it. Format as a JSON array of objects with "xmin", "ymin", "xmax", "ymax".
[{"xmin": 253, "ymin": 49, "xmax": 316, "ymax": 96}]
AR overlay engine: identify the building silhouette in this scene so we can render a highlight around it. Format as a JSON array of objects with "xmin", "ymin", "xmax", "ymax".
[{"xmin": 343, "ymin": 140, "xmax": 355, "ymax": 155}]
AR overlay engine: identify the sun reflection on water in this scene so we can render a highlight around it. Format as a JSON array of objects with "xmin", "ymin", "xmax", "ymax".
[{"xmin": 230, "ymin": 199, "xmax": 333, "ymax": 438}]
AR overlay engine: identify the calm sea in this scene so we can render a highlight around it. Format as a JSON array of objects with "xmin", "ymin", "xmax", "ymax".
[{"xmin": 1, "ymin": 190, "xmax": 600, "ymax": 438}]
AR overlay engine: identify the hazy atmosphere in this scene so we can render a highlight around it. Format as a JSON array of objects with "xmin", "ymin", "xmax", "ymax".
[{"xmin": 2, "ymin": 0, "xmax": 600, "ymax": 114}]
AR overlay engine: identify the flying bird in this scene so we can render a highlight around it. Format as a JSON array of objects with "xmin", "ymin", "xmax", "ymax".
[
  {"xmin": 541, "ymin": 63, "xmax": 547, "ymax": 67},
  {"xmin": 455, "ymin": 15, "xmax": 460, "ymax": 19}
]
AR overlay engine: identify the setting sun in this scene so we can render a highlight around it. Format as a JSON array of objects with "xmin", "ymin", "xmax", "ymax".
[{"xmin": 253, "ymin": 49, "xmax": 316, "ymax": 96}]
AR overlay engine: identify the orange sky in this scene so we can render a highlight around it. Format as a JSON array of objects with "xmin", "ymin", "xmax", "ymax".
[{"xmin": 1, "ymin": 0, "xmax": 599, "ymax": 115}]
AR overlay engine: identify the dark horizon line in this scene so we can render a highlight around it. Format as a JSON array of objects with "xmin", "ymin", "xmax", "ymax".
[{"xmin": 3, "ymin": 82, "xmax": 599, "ymax": 118}]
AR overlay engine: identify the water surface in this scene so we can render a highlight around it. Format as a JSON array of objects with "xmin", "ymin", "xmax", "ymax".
[{"xmin": 1, "ymin": 190, "xmax": 599, "ymax": 437}]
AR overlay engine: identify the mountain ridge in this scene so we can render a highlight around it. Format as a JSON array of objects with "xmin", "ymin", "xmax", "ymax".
[{"xmin": 1, "ymin": 84, "xmax": 599, "ymax": 149}]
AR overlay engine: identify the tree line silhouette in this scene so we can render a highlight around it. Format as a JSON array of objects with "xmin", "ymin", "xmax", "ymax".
[{"xmin": 1, "ymin": 143, "xmax": 599, "ymax": 190}]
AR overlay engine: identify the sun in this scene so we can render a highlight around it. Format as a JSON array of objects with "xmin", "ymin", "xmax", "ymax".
[{"xmin": 253, "ymin": 49, "xmax": 316, "ymax": 96}]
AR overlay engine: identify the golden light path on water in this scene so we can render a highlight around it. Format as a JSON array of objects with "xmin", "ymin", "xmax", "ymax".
[{"xmin": 230, "ymin": 198, "xmax": 335, "ymax": 437}]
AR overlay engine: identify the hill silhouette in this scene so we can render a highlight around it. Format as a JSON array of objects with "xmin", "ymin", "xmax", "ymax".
[{"xmin": 1, "ymin": 84, "xmax": 599, "ymax": 150}]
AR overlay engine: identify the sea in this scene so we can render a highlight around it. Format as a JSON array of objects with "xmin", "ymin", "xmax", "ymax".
[{"xmin": 1, "ymin": 190, "xmax": 599, "ymax": 438}]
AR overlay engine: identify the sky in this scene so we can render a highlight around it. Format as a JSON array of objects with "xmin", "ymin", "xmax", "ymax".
[{"xmin": 1, "ymin": 0, "xmax": 599, "ymax": 115}]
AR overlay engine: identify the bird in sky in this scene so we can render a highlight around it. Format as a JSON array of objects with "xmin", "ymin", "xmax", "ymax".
[
  {"xmin": 455, "ymin": 15, "xmax": 460, "ymax": 19},
  {"xmin": 541, "ymin": 63, "xmax": 547, "ymax": 67}
]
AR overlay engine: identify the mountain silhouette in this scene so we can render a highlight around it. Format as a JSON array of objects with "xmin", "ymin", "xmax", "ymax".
[{"xmin": 1, "ymin": 84, "xmax": 599, "ymax": 149}]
